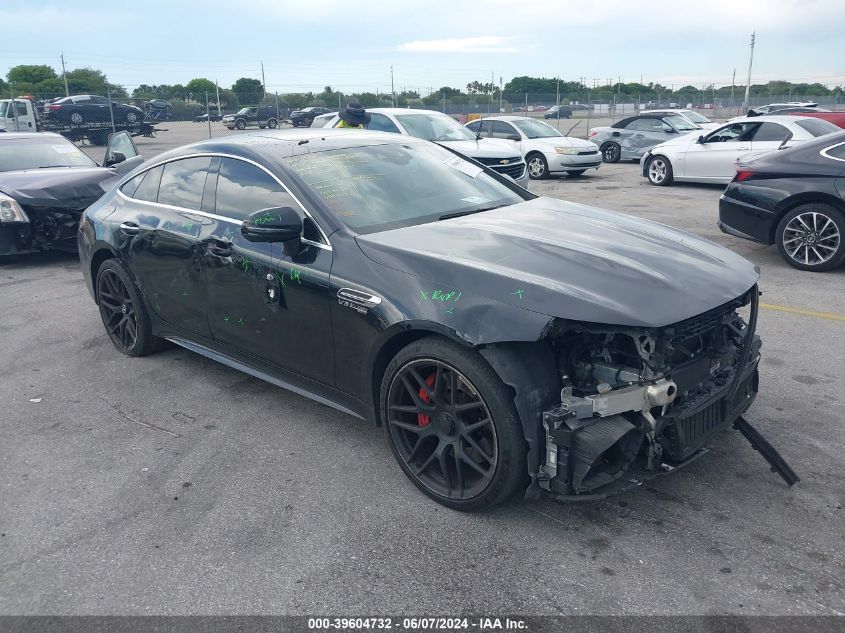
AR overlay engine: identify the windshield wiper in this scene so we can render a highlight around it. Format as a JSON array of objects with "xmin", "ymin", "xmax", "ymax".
[
  {"xmin": 36, "ymin": 165, "xmax": 72, "ymax": 168},
  {"xmin": 438, "ymin": 204, "xmax": 505, "ymax": 221}
]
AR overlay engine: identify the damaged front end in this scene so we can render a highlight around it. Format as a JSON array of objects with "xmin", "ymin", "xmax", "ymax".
[
  {"xmin": 0, "ymin": 196, "xmax": 88, "ymax": 256},
  {"xmin": 538, "ymin": 285, "xmax": 763, "ymax": 499}
]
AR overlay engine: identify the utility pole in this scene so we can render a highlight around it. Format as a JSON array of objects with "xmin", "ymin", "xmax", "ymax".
[
  {"xmin": 215, "ymin": 79, "xmax": 221, "ymax": 116},
  {"xmin": 555, "ymin": 75, "xmax": 561, "ymax": 130},
  {"xmin": 390, "ymin": 66, "xmax": 396, "ymax": 107},
  {"xmin": 742, "ymin": 32, "xmax": 755, "ymax": 112},
  {"xmin": 730, "ymin": 68, "xmax": 736, "ymax": 112},
  {"xmin": 498, "ymin": 75, "xmax": 503, "ymax": 114},
  {"xmin": 261, "ymin": 61, "xmax": 267, "ymax": 98},
  {"xmin": 60, "ymin": 53, "xmax": 69, "ymax": 97}
]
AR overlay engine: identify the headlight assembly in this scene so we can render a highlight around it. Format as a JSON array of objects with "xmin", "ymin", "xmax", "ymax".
[
  {"xmin": 0, "ymin": 194, "xmax": 29, "ymax": 223},
  {"xmin": 555, "ymin": 147, "xmax": 579, "ymax": 155}
]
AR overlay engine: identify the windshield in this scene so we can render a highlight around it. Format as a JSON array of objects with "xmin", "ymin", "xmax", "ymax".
[
  {"xmin": 795, "ymin": 118, "xmax": 840, "ymax": 137},
  {"xmin": 284, "ymin": 142, "xmax": 526, "ymax": 234},
  {"xmin": 0, "ymin": 137, "xmax": 97, "ymax": 172},
  {"xmin": 395, "ymin": 113, "xmax": 477, "ymax": 142},
  {"xmin": 682, "ymin": 110, "xmax": 711, "ymax": 124},
  {"xmin": 236, "ymin": 108, "xmax": 250, "ymax": 115},
  {"xmin": 665, "ymin": 114, "xmax": 699, "ymax": 131},
  {"xmin": 513, "ymin": 119, "xmax": 563, "ymax": 139}
]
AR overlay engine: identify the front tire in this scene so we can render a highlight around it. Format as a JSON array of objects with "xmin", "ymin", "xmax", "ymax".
[
  {"xmin": 267, "ymin": 118, "xmax": 278, "ymax": 129},
  {"xmin": 646, "ymin": 155, "xmax": 673, "ymax": 186},
  {"xmin": 526, "ymin": 153, "xmax": 549, "ymax": 180},
  {"xmin": 235, "ymin": 119, "xmax": 246, "ymax": 130},
  {"xmin": 96, "ymin": 259, "xmax": 165, "ymax": 357},
  {"xmin": 380, "ymin": 337, "xmax": 526, "ymax": 511},
  {"xmin": 601, "ymin": 142, "xmax": 621, "ymax": 163},
  {"xmin": 125, "ymin": 110, "xmax": 139, "ymax": 123},
  {"xmin": 775, "ymin": 203, "xmax": 845, "ymax": 271},
  {"xmin": 69, "ymin": 111, "xmax": 84, "ymax": 125}
]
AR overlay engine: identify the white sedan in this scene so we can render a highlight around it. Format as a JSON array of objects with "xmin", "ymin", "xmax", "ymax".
[
  {"xmin": 640, "ymin": 115, "xmax": 840, "ymax": 186},
  {"xmin": 466, "ymin": 116, "xmax": 601, "ymax": 179}
]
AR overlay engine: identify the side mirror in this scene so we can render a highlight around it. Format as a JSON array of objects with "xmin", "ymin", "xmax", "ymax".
[
  {"xmin": 665, "ymin": 128, "xmax": 677, "ymax": 134},
  {"xmin": 241, "ymin": 206, "xmax": 302, "ymax": 244},
  {"xmin": 697, "ymin": 135, "xmax": 706, "ymax": 144},
  {"xmin": 506, "ymin": 134, "xmax": 521, "ymax": 141},
  {"xmin": 105, "ymin": 152, "xmax": 126, "ymax": 166}
]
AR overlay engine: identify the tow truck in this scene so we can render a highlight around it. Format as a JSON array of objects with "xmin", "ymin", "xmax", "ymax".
[{"xmin": 0, "ymin": 97, "xmax": 158, "ymax": 145}]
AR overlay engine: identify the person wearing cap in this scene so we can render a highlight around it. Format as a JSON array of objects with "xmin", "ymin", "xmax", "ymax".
[{"xmin": 336, "ymin": 101, "xmax": 370, "ymax": 129}]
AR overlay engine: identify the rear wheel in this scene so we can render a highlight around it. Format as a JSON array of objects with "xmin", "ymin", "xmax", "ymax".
[
  {"xmin": 69, "ymin": 111, "xmax": 84, "ymax": 125},
  {"xmin": 601, "ymin": 142, "xmax": 621, "ymax": 163},
  {"xmin": 96, "ymin": 259, "xmax": 165, "ymax": 357},
  {"xmin": 646, "ymin": 155, "xmax": 674, "ymax": 186},
  {"xmin": 267, "ymin": 118, "xmax": 278, "ymax": 129},
  {"xmin": 125, "ymin": 110, "xmax": 139, "ymax": 123},
  {"xmin": 380, "ymin": 337, "xmax": 526, "ymax": 511},
  {"xmin": 776, "ymin": 203, "xmax": 845, "ymax": 271},
  {"xmin": 526, "ymin": 153, "xmax": 549, "ymax": 179}
]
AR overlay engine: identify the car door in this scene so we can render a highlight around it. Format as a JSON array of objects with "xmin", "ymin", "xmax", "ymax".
[
  {"xmin": 113, "ymin": 156, "xmax": 212, "ymax": 338},
  {"xmin": 87, "ymin": 96, "xmax": 111, "ymax": 122},
  {"xmin": 200, "ymin": 157, "xmax": 335, "ymax": 384},
  {"xmin": 489, "ymin": 120, "xmax": 524, "ymax": 152},
  {"xmin": 681, "ymin": 122, "xmax": 758, "ymax": 180},
  {"xmin": 748, "ymin": 122, "xmax": 794, "ymax": 156}
]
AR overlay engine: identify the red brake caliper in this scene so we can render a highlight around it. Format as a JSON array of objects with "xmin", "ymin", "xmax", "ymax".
[{"xmin": 417, "ymin": 373, "xmax": 437, "ymax": 426}]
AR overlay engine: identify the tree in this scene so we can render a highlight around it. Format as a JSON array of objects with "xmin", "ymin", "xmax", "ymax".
[
  {"xmin": 64, "ymin": 67, "xmax": 126, "ymax": 97},
  {"xmin": 185, "ymin": 78, "xmax": 217, "ymax": 98},
  {"xmin": 232, "ymin": 77, "xmax": 264, "ymax": 105},
  {"xmin": 7, "ymin": 65, "xmax": 57, "ymax": 86}
]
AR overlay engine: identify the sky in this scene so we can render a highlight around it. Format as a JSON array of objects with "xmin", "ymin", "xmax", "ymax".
[{"xmin": 1, "ymin": 0, "xmax": 844, "ymax": 95}]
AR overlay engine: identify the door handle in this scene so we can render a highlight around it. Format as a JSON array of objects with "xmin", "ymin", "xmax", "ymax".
[
  {"xmin": 203, "ymin": 238, "xmax": 232, "ymax": 257},
  {"xmin": 119, "ymin": 221, "xmax": 140, "ymax": 236}
]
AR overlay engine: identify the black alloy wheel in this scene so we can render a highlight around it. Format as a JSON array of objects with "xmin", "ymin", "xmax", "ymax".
[
  {"xmin": 776, "ymin": 203, "xmax": 845, "ymax": 271},
  {"xmin": 601, "ymin": 142, "xmax": 621, "ymax": 163},
  {"xmin": 381, "ymin": 338, "xmax": 526, "ymax": 510},
  {"xmin": 96, "ymin": 259, "xmax": 164, "ymax": 357}
]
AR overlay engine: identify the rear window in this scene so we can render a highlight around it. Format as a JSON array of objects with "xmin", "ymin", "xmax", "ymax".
[{"xmin": 795, "ymin": 118, "xmax": 840, "ymax": 137}]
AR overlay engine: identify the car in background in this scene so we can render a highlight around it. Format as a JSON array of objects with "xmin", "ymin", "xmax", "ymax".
[
  {"xmin": 222, "ymin": 105, "xmax": 281, "ymax": 130},
  {"xmin": 718, "ymin": 131, "xmax": 845, "ymax": 272},
  {"xmin": 42, "ymin": 95, "xmax": 145, "ymax": 125},
  {"xmin": 589, "ymin": 114, "xmax": 702, "ymax": 163},
  {"xmin": 144, "ymin": 99, "xmax": 172, "ymax": 122},
  {"xmin": 310, "ymin": 112, "xmax": 338, "ymax": 128},
  {"xmin": 78, "ymin": 128, "xmax": 767, "ymax": 510},
  {"xmin": 0, "ymin": 131, "xmax": 141, "ymax": 256},
  {"xmin": 323, "ymin": 108, "xmax": 529, "ymax": 188},
  {"xmin": 747, "ymin": 102, "xmax": 818, "ymax": 116},
  {"xmin": 194, "ymin": 112, "xmax": 223, "ymax": 122},
  {"xmin": 543, "ymin": 105, "xmax": 572, "ymax": 120},
  {"xmin": 789, "ymin": 110, "xmax": 845, "ymax": 129},
  {"xmin": 290, "ymin": 106, "xmax": 333, "ymax": 127},
  {"xmin": 640, "ymin": 115, "xmax": 839, "ymax": 186},
  {"xmin": 640, "ymin": 108, "xmax": 718, "ymax": 130},
  {"xmin": 467, "ymin": 116, "xmax": 600, "ymax": 179}
]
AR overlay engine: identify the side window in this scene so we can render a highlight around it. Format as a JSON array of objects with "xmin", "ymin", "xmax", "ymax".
[
  {"xmin": 89, "ymin": 96, "xmax": 109, "ymax": 105},
  {"xmin": 490, "ymin": 121, "xmax": 517, "ymax": 138},
  {"xmin": 466, "ymin": 120, "xmax": 481, "ymax": 134},
  {"xmin": 72, "ymin": 96, "xmax": 91, "ymax": 104},
  {"xmin": 214, "ymin": 158, "xmax": 297, "ymax": 221},
  {"xmin": 366, "ymin": 113, "xmax": 400, "ymax": 134},
  {"xmin": 623, "ymin": 118, "xmax": 644, "ymax": 130},
  {"xmin": 157, "ymin": 157, "xmax": 212, "ymax": 210},
  {"xmin": 752, "ymin": 123, "xmax": 792, "ymax": 142},
  {"xmin": 706, "ymin": 123, "xmax": 757, "ymax": 143},
  {"xmin": 124, "ymin": 165, "xmax": 164, "ymax": 202},
  {"xmin": 824, "ymin": 143, "xmax": 845, "ymax": 160}
]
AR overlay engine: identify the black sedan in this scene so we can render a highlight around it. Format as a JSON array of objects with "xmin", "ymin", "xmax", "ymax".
[
  {"xmin": 0, "ymin": 131, "xmax": 142, "ymax": 256},
  {"xmin": 79, "ymin": 129, "xmax": 774, "ymax": 510},
  {"xmin": 290, "ymin": 106, "xmax": 333, "ymax": 127},
  {"xmin": 43, "ymin": 95, "xmax": 145, "ymax": 125},
  {"xmin": 719, "ymin": 130, "xmax": 845, "ymax": 271}
]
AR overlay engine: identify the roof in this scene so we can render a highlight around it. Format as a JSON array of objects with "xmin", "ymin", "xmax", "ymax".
[
  {"xmin": 728, "ymin": 114, "xmax": 828, "ymax": 125},
  {"xmin": 362, "ymin": 107, "xmax": 453, "ymax": 116},
  {"xmin": 471, "ymin": 115, "xmax": 552, "ymax": 122},
  {"xmin": 0, "ymin": 131, "xmax": 64, "ymax": 141}
]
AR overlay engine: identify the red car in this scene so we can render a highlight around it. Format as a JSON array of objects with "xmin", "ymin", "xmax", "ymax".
[{"xmin": 792, "ymin": 111, "xmax": 845, "ymax": 129}]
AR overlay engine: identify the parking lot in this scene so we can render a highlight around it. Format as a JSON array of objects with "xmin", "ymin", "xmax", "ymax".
[{"xmin": 2, "ymin": 122, "xmax": 844, "ymax": 616}]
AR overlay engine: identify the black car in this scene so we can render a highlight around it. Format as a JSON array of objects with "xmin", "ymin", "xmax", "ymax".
[
  {"xmin": 719, "ymin": 130, "xmax": 845, "ymax": 272},
  {"xmin": 290, "ymin": 106, "xmax": 333, "ymax": 127},
  {"xmin": 194, "ymin": 112, "xmax": 223, "ymax": 122},
  {"xmin": 544, "ymin": 105, "xmax": 573, "ymax": 119},
  {"xmin": 79, "ymin": 129, "xmax": 774, "ymax": 510},
  {"xmin": 0, "ymin": 131, "xmax": 141, "ymax": 256},
  {"xmin": 43, "ymin": 95, "xmax": 145, "ymax": 126}
]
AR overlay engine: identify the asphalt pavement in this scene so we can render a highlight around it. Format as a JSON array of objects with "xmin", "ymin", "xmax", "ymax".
[{"xmin": 1, "ymin": 122, "xmax": 843, "ymax": 616}]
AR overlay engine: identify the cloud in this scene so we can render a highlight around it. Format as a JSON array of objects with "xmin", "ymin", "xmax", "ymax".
[{"xmin": 397, "ymin": 36, "xmax": 518, "ymax": 54}]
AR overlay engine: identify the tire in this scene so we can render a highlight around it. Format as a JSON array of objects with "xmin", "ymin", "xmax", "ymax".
[
  {"xmin": 646, "ymin": 155, "xmax": 673, "ymax": 186},
  {"xmin": 775, "ymin": 203, "xmax": 845, "ymax": 272},
  {"xmin": 95, "ymin": 258, "xmax": 166, "ymax": 357},
  {"xmin": 259, "ymin": 125, "xmax": 267, "ymax": 129},
  {"xmin": 526, "ymin": 153, "xmax": 549, "ymax": 180},
  {"xmin": 601, "ymin": 142, "xmax": 621, "ymax": 163},
  {"xmin": 380, "ymin": 337, "xmax": 526, "ymax": 511},
  {"xmin": 267, "ymin": 118, "xmax": 278, "ymax": 129},
  {"xmin": 125, "ymin": 110, "xmax": 139, "ymax": 124},
  {"xmin": 566, "ymin": 170, "xmax": 586, "ymax": 176},
  {"xmin": 304, "ymin": 118, "xmax": 314, "ymax": 127},
  {"xmin": 235, "ymin": 119, "xmax": 246, "ymax": 130},
  {"xmin": 69, "ymin": 111, "xmax": 84, "ymax": 125}
]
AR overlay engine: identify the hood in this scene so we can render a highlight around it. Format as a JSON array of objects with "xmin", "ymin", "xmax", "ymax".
[
  {"xmin": 650, "ymin": 131, "xmax": 703, "ymax": 151},
  {"xmin": 356, "ymin": 197, "xmax": 758, "ymax": 328},
  {"xmin": 439, "ymin": 138, "xmax": 522, "ymax": 160},
  {"xmin": 530, "ymin": 136, "xmax": 598, "ymax": 150},
  {"xmin": 0, "ymin": 166, "xmax": 114, "ymax": 211}
]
